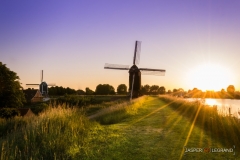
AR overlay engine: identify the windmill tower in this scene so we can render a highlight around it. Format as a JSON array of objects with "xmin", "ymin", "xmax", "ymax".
[
  {"xmin": 104, "ymin": 41, "xmax": 166, "ymax": 99},
  {"xmin": 26, "ymin": 70, "xmax": 56, "ymax": 97}
]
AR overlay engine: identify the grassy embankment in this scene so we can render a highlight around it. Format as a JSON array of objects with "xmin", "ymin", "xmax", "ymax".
[
  {"xmin": 0, "ymin": 95, "xmax": 239, "ymax": 159},
  {"xmin": 21, "ymin": 95, "xmax": 129, "ymax": 116}
]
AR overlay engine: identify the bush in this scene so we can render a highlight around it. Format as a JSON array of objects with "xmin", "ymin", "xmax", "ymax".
[
  {"xmin": 0, "ymin": 108, "xmax": 20, "ymax": 119},
  {"xmin": 31, "ymin": 103, "xmax": 49, "ymax": 115}
]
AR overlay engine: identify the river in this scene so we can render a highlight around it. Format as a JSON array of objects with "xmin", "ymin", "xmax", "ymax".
[{"xmin": 187, "ymin": 98, "xmax": 240, "ymax": 118}]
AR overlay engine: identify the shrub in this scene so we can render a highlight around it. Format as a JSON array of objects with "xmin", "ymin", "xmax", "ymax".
[
  {"xmin": 31, "ymin": 103, "xmax": 49, "ymax": 115},
  {"xmin": 0, "ymin": 108, "xmax": 19, "ymax": 119}
]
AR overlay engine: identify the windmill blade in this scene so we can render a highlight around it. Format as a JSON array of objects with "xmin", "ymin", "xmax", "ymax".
[
  {"xmin": 48, "ymin": 83, "xmax": 56, "ymax": 86},
  {"xmin": 133, "ymin": 41, "xmax": 141, "ymax": 65},
  {"xmin": 104, "ymin": 63, "xmax": 129, "ymax": 70},
  {"xmin": 26, "ymin": 84, "xmax": 39, "ymax": 88},
  {"xmin": 139, "ymin": 68, "xmax": 166, "ymax": 76},
  {"xmin": 40, "ymin": 70, "xmax": 43, "ymax": 82}
]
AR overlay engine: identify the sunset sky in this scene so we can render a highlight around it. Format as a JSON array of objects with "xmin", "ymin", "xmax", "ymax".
[{"xmin": 1, "ymin": 0, "xmax": 240, "ymax": 92}]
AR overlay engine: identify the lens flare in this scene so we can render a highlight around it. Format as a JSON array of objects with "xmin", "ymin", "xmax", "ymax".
[{"xmin": 187, "ymin": 63, "xmax": 234, "ymax": 91}]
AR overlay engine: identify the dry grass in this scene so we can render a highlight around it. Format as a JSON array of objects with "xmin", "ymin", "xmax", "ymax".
[{"xmin": 89, "ymin": 96, "xmax": 146, "ymax": 124}]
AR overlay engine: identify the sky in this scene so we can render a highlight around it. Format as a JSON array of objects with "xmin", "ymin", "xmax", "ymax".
[{"xmin": 1, "ymin": 0, "xmax": 240, "ymax": 92}]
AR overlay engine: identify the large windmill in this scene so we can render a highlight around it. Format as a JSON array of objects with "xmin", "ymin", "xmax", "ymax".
[
  {"xmin": 104, "ymin": 41, "xmax": 166, "ymax": 99},
  {"xmin": 26, "ymin": 70, "xmax": 56, "ymax": 97}
]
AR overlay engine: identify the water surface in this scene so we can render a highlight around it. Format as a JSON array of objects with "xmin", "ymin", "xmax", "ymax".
[{"xmin": 187, "ymin": 98, "xmax": 240, "ymax": 118}]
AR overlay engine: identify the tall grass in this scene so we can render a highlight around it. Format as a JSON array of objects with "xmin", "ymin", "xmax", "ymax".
[
  {"xmin": 0, "ymin": 105, "xmax": 96, "ymax": 159},
  {"xmin": 90, "ymin": 96, "xmax": 146, "ymax": 124},
  {"xmin": 0, "ymin": 97, "xmax": 144, "ymax": 159},
  {"xmin": 55, "ymin": 95, "xmax": 129, "ymax": 107},
  {"xmin": 159, "ymin": 95, "xmax": 240, "ymax": 150}
]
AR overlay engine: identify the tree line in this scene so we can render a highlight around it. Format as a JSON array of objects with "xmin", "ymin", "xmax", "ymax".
[
  {"xmin": 48, "ymin": 84, "xmax": 128, "ymax": 96},
  {"xmin": 48, "ymin": 84, "xmax": 167, "ymax": 96},
  {"xmin": 178, "ymin": 85, "xmax": 239, "ymax": 99}
]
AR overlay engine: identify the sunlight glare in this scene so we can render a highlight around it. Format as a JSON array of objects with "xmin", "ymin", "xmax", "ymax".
[
  {"xmin": 205, "ymin": 99, "xmax": 217, "ymax": 106},
  {"xmin": 187, "ymin": 63, "xmax": 233, "ymax": 91}
]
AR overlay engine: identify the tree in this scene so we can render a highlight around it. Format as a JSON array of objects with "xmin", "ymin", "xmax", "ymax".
[
  {"xmin": 167, "ymin": 90, "xmax": 172, "ymax": 94},
  {"xmin": 150, "ymin": 85, "xmax": 159, "ymax": 95},
  {"xmin": 85, "ymin": 87, "xmax": 94, "ymax": 95},
  {"xmin": 140, "ymin": 84, "xmax": 150, "ymax": 95},
  {"xmin": 227, "ymin": 85, "xmax": 235, "ymax": 97},
  {"xmin": 221, "ymin": 88, "xmax": 225, "ymax": 94},
  {"xmin": 220, "ymin": 88, "xmax": 226, "ymax": 98},
  {"xmin": 0, "ymin": 62, "xmax": 26, "ymax": 108},
  {"xmin": 158, "ymin": 86, "xmax": 166, "ymax": 94},
  {"xmin": 77, "ymin": 89, "xmax": 85, "ymax": 95},
  {"xmin": 95, "ymin": 84, "xmax": 115, "ymax": 95},
  {"xmin": 140, "ymin": 85, "xmax": 146, "ymax": 95},
  {"xmin": 117, "ymin": 84, "xmax": 127, "ymax": 94},
  {"xmin": 177, "ymin": 88, "xmax": 184, "ymax": 96},
  {"xmin": 173, "ymin": 88, "xmax": 178, "ymax": 93},
  {"xmin": 178, "ymin": 88, "xmax": 184, "ymax": 92},
  {"xmin": 191, "ymin": 88, "xmax": 202, "ymax": 98},
  {"xmin": 49, "ymin": 86, "xmax": 76, "ymax": 95}
]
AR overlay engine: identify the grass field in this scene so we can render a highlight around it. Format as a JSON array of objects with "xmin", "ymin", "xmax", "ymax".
[{"xmin": 0, "ymin": 96, "xmax": 239, "ymax": 159}]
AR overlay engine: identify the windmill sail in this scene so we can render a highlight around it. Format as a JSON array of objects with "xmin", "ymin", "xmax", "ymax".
[
  {"xmin": 104, "ymin": 63, "xmax": 129, "ymax": 70},
  {"xmin": 139, "ymin": 68, "xmax": 166, "ymax": 76},
  {"xmin": 133, "ymin": 41, "xmax": 141, "ymax": 65},
  {"xmin": 26, "ymin": 84, "xmax": 39, "ymax": 86},
  {"xmin": 40, "ymin": 70, "xmax": 43, "ymax": 82}
]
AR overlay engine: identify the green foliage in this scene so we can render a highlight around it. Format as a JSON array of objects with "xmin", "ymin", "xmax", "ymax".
[
  {"xmin": 140, "ymin": 84, "xmax": 150, "ymax": 95},
  {"xmin": 149, "ymin": 85, "xmax": 159, "ymax": 95},
  {"xmin": 0, "ymin": 108, "xmax": 19, "ymax": 119},
  {"xmin": 227, "ymin": 85, "xmax": 235, "ymax": 98},
  {"xmin": 48, "ymin": 86, "xmax": 76, "ymax": 96},
  {"xmin": 141, "ymin": 85, "xmax": 166, "ymax": 95},
  {"xmin": 117, "ymin": 84, "xmax": 127, "ymax": 94},
  {"xmin": 76, "ymin": 89, "xmax": 85, "ymax": 95},
  {"xmin": 95, "ymin": 84, "xmax": 115, "ymax": 95},
  {"xmin": 85, "ymin": 87, "xmax": 94, "ymax": 95},
  {"xmin": 227, "ymin": 85, "xmax": 235, "ymax": 94},
  {"xmin": 172, "ymin": 88, "xmax": 178, "ymax": 92},
  {"xmin": 0, "ymin": 62, "xmax": 26, "ymax": 108},
  {"xmin": 56, "ymin": 95, "xmax": 97, "ymax": 107},
  {"xmin": 167, "ymin": 89, "xmax": 172, "ymax": 94},
  {"xmin": 158, "ymin": 86, "xmax": 166, "ymax": 94},
  {"xmin": 54, "ymin": 95, "xmax": 129, "ymax": 109},
  {"xmin": 30, "ymin": 102, "xmax": 49, "ymax": 115}
]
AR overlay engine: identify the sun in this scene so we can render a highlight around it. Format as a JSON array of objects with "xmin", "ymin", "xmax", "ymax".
[{"xmin": 187, "ymin": 63, "xmax": 233, "ymax": 91}]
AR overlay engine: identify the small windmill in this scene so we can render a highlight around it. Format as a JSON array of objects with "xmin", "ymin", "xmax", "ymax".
[
  {"xmin": 104, "ymin": 41, "xmax": 166, "ymax": 99},
  {"xmin": 26, "ymin": 70, "xmax": 56, "ymax": 97}
]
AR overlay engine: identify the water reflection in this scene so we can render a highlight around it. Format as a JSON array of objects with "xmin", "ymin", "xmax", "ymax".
[
  {"xmin": 187, "ymin": 98, "xmax": 240, "ymax": 118},
  {"xmin": 205, "ymin": 99, "xmax": 217, "ymax": 106}
]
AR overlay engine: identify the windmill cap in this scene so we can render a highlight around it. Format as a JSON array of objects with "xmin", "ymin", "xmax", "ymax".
[
  {"xmin": 40, "ymin": 82, "xmax": 48, "ymax": 86},
  {"xmin": 129, "ymin": 65, "xmax": 140, "ymax": 73}
]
